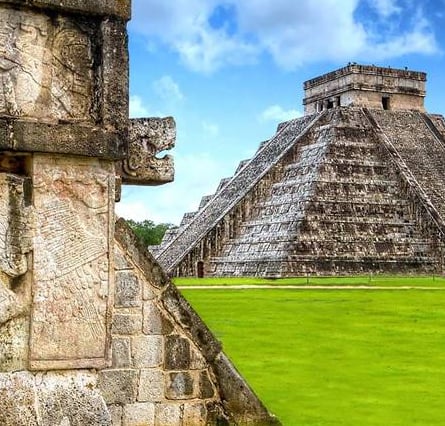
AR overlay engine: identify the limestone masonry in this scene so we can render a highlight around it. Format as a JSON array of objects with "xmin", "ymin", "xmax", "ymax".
[
  {"xmin": 153, "ymin": 64, "xmax": 445, "ymax": 278},
  {"xmin": 0, "ymin": 1, "xmax": 279, "ymax": 424}
]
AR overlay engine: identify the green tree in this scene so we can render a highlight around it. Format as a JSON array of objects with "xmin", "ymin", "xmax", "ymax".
[{"xmin": 127, "ymin": 219, "xmax": 176, "ymax": 246}]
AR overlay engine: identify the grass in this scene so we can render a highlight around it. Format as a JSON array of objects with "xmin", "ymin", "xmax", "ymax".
[
  {"xmin": 181, "ymin": 285, "xmax": 445, "ymax": 425},
  {"xmin": 174, "ymin": 275, "xmax": 445, "ymax": 287}
]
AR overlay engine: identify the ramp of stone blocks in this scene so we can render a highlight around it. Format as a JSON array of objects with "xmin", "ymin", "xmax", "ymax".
[
  {"xmin": 155, "ymin": 112, "xmax": 324, "ymax": 272},
  {"xmin": 365, "ymin": 109, "xmax": 445, "ymax": 236},
  {"xmin": 210, "ymin": 108, "xmax": 442, "ymax": 276},
  {"xmin": 111, "ymin": 218, "xmax": 280, "ymax": 425},
  {"xmin": 156, "ymin": 168, "xmax": 248, "ymax": 255}
]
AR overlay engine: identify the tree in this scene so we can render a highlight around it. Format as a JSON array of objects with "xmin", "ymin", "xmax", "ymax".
[{"xmin": 127, "ymin": 219, "xmax": 176, "ymax": 246}]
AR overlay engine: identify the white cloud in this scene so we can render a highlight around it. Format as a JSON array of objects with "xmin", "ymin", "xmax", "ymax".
[
  {"xmin": 129, "ymin": 0, "xmax": 439, "ymax": 72},
  {"xmin": 130, "ymin": 0, "xmax": 258, "ymax": 73},
  {"xmin": 260, "ymin": 105, "xmax": 301, "ymax": 123},
  {"xmin": 129, "ymin": 95, "xmax": 149, "ymax": 118},
  {"xmin": 368, "ymin": 0, "xmax": 401, "ymax": 18},
  {"xmin": 234, "ymin": 0, "xmax": 367, "ymax": 67},
  {"xmin": 175, "ymin": 29, "xmax": 258, "ymax": 73},
  {"xmin": 129, "ymin": 95, "xmax": 165, "ymax": 118},
  {"xmin": 153, "ymin": 75, "xmax": 184, "ymax": 102},
  {"xmin": 362, "ymin": 9, "xmax": 438, "ymax": 59}
]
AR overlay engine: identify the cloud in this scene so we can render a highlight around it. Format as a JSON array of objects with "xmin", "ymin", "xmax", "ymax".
[
  {"xmin": 129, "ymin": 95, "xmax": 149, "ymax": 118},
  {"xmin": 260, "ymin": 105, "xmax": 301, "ymax": 123},
  {"xmin": 129, "ymin": 95, "xmax": 165, "ymax": 118},
  {"xmin": 153, "ymin": 75, "xmax": 184, "ymax": 102},
  {"xmin": 175, "ymin": 30, "xmax": 258, "ymax": 73},
  {"xmin": 361, "ymin": 8, "xmax": 438, "ymax": 59},
  {"xmin": 367, "ymin": 0, "xmax": 401, "ymax": 18},
  {"xmin": 129, "ymin": 0, "xmax": 439, "ymax": 72},
  {"xmin": 234, "ymin": 0, "xmax": 367, "ymax": 67},
  {"xmin": 129, "ymin": 0, "xmax": 258, "ymax": 73}
]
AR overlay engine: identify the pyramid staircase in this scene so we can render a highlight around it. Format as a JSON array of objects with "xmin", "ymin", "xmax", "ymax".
[{"xmin": 154, "ymin": 108, "xmax": 445, "ymax": 277}]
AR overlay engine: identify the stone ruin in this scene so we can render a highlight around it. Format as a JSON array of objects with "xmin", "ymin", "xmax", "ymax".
[
  {"xmin": 153, "ymin": 64, "xmax": 445, "ymax": 277},
  {"xmin": 0, "ymin": 1, "xmax": 279, "ymax": 425}
]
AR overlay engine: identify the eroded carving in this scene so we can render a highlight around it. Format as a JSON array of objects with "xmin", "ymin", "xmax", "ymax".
[
  {"xmin": 51, "ymin": 22, "xmax": 93, "ymax": 119},
  {"xmin": 0, "ymin": 9, "xmax": 49, "ymax": 116},
  {"xmin": 0, "ymin": 7, "xmax": 93, "ymax": 121},
  {"xmin": 30, "ymin": 157, "xmax": 113, "ymax": 369},
  {"xmin": 121, "ymin": 117, "xmax": 175, "ymax": 185},
  {"xmin": 0, "ymin": 174, "xmax": 33, "ymax": 325}
]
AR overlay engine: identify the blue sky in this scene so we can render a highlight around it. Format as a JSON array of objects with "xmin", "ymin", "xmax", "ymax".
[{"xmin": 117, "ymin": 0, "xmax": 445, "ymax": 225}]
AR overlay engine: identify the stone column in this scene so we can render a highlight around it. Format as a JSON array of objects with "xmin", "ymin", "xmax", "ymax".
[{"xmin": 0, "ymin": 1, "xmax": 133, "ymax": 423}]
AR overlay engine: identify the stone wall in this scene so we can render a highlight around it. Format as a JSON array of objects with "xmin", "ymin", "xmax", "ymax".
[
  {"xmin": 303, "ymin": 64, "xmax": 426, "ymax": 115},
  {"xmin": 104, "ymin": 219, "xmax": 278, "ymax": 425}
]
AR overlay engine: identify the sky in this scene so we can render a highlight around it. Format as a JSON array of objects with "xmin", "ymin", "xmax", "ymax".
[{"xmin": 116, "ymin": 0, "xmax": 445, "ymax": 226}]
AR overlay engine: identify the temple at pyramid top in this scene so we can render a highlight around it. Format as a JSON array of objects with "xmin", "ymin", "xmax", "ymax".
[{"xmin": 303, "ymin": 64, "xmax": 426, "ymax": 115}]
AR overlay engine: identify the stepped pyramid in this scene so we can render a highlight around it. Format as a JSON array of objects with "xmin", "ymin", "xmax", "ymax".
[{"xmin": 153, "ymin": 64, "xmax": 445, "ymax": 277}]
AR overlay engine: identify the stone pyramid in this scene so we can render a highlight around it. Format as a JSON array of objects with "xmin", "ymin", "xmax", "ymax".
[{"xmin": 153, "ymin": 65, "xmax": 445, "ymax": 277}]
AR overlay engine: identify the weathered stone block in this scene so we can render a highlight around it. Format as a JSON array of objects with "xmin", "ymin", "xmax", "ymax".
[
  {"xmin": 0, "ymin": 372, "xmax": 38, "ymax": 425},
  {"xmin": 36, "ymin": 371, "xmax": 111, "ymax": 426},
  {"xmin": 143, "ymin": 282, "xmax": 157, "ymax": 300},
  {"xmin": 115, "ymin": 271, "xmax": 141, "ymax": 308},
  {"xmin": 98, "ymin": 369, "xmax": 137, "ymax": 404},
  {"xmin": 112, "ymin": 313, "xmax": 142, "ymax": 335},
  {"xmin": 0, "ymin": 316, "xmax": 29, "ymax": 372},
  {"xmin": 0, "ymin": 119, "xmax": 9, "ymax": 150},
  {"xmin": 165, "ymin": 335, "xmax": 191, "ymax": 370},
  {"xmin": 123, "ymin": 402, "xmax": 155, "ymax": 426},
  {"xmin": 206, "ymin": 402, "xmax": 230, "ymax": 426},
  {"xmin": 154, "ymin": 403, "xmax": 182, "ymax": 426},
  {"xmin": 190, "ymin": 346, "xmax": 207, "ymax": 370},
  {"xmin": 183, "ymin": 402, "xmax": 207, "ymax": 426},
  {"xmin": 101, "ymin": 18, "xmax": 129, "ymax": 136},
  {"xmin": 199, "ymin": 371, "xmax": 215, "ymax": 399},
  {"xmin": 138, "ymin": 369, "xmax": 164, "ymax": 402},
  {"xmin": 143, "ymin": 301, "xmax": 173, "ymax": 335},
  {"xmin": 112, "ymin": 337, "xmax": 131, "ymax": 368},
  {"xmin": 12, "ymin": 0, "xmax": 131, "ymax": 20},
  {"xmin": 12, "ymin": 121, "xmax": 124, "ymax": 160},
  {"xmin": 132, "ymin": 336, "xmax": 163, "ymax": 368},
  {"xmin": 166, "ymin": 372, "xmax": 194, "ymax": 400},
  {"xmin": 114, "ymin": 246, "xmax": 133, "ymax": 271},
  {"xmin": 108, "ymin": 405, "xmax": 123, "ymax": 426}
]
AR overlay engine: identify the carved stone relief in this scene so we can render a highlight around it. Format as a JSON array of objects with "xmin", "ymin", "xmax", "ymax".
[
  {"xmin": 51, "ymin": 20, "xmax": 93, "ymax": 120},
  {"xmin": 0, "ymin": 9, "xmax": 49, "ymax": 117},
  {"xmin": 0, "ymin": 172, "xmax": 33, "ymax": 372},
  {"xmin": 30, "ymin": 156, "xmax": 113, "ymax": 369},
  {"xmin": 0, "ymin": 173, "xmax": 32, "ymax": 326},
  {"xmin": 121, "ymin": 117, "xmax": 175, "ymax": 185},
  {"xmin": 0, "ymin": 7, "xmax": 93, "ymax": 121}
]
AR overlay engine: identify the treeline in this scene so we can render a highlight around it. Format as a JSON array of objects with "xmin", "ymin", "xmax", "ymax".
[{"xmin": 127, "ymin": 219, "xmax": 176, "ymax": 246}]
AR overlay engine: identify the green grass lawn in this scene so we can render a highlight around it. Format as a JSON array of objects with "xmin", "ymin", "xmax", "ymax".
[
  {"xmin": 174, "ymin": 275, "xmax": 445, "ymax": 287},
  {"xmin": 181, "ymin": 286, "xmax": 445, "ymax": 425}
]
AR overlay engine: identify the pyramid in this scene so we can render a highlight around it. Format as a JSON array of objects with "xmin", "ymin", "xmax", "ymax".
[{"xmin": 153, "ymin": 64, "xmax": 445, "ymax": 277}]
